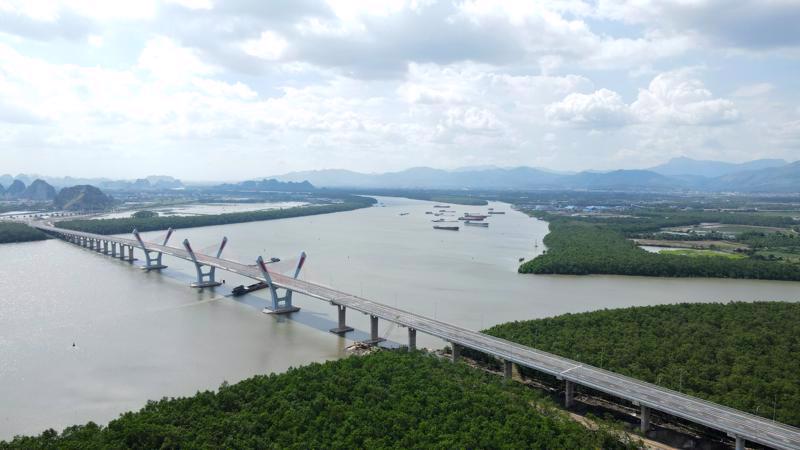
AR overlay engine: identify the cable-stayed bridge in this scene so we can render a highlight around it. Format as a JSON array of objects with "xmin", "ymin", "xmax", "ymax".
[{"xmin": 31, "ymin": 223, "xmax": 800, "ymax": 450}]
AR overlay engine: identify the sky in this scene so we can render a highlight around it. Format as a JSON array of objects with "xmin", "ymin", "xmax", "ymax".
[{"xmin": 0, "ymin": 0, "xmax": 799, "ymax": 180}]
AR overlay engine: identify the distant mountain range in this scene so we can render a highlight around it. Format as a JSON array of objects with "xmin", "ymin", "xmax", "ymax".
[
  {"xmin": 272, "ymin": 158, "xmax": 800, "ymax": 193},
  {"xmin": 647, "ymin": 157, "xmax": 787, "ymax": 177},
  {"xmin": 0, "ymin": 174, "xmax": 183, "ymax": 191}
]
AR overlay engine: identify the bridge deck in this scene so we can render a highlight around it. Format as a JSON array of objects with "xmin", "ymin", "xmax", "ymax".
[{"xmin": 35, "ymin": 224, "xmax": 800, "ymax": 450}]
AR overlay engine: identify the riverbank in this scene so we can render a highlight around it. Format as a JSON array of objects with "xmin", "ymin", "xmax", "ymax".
[
  {"xmin": 55, "ymin": 195, "xmax": 376, "ymax": 235},
  {"xmin": 519, "ymin": 212, "xmax": 800, "ymax": 281},
  {"xmin": 0, "ymin": 351, "xmax": 636, "ymax": 449},
  {"xmin": 0, "ymin": 222, "xmax": 48, "ymax": 244}
]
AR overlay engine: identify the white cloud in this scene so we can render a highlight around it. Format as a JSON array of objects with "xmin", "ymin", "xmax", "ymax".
[
  {"xmin": 546, "ymin": 89, "xmax": 632, "ymax": 127},
  {"xmin": 631, "ymin": 70, "xmax": 739, "ymax": 125},
  {"xmin": 241, "ymin": 31, "xmax": 289, "ymax": 61},
  {"xmin": 547, "ymin": 70, "xmax": 739, "ymax": 128},
  {"xmin": 0, "ymin": 1, "xmax": 796, "ymax": 177},
  {"xmin": 137, "ymin": 36, "xmax": 215, "ymax": 83}
]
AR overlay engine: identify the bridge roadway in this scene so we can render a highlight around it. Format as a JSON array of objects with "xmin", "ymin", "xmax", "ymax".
[{"xmin": 34, "ymin": 224, "xmax": 800, "ymax": 450}]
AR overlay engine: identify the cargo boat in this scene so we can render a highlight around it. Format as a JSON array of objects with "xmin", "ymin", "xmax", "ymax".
[
  {"xmin": 459, "ymin": 216, "xmax": 486, "ymax": 221},
  {"xmin": 488, "ymin": 211, "xmax": 505, "ymax": 215},
  {"xmin": 232, "ymin": 281, "xmax": 269, "ymax": 296},
  {"xmin": 433, "ymin": 225, "xmax": 459, "ymax": 231},
  {"xmin": 433, "ymin": 205, "xmax": 450, "ymax": 208},
  {"xmin": 464, "ymin": 221, "xmax": 489, "ymax": 227}
]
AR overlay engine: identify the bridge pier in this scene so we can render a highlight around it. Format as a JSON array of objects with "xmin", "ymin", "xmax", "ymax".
[
  {"xmin": 257, "ymin": 253, "xmax": 305, "ymax": 314},
  {"xmin": 640, "ymin": 405, "xmax": 651, "ymax": 433},
  {"xmin": 565, "ymin": 380, "xmax": 575, "ymax": 408},
  {"xmin": 504, "ymin": 360, "xmax": 514, "ymax": 380},
  {"xmin": 183, "ymin": 237, "xmax": 227, "ymax": 288},
  {"xmin": 408, "ymin": 328, "xmax": 416, "ymax": 351},
  {"xmin": 133, "ymin": 228, "xmax": 172, "ymax": 271},
  {"xmin": 329, "ymin": 304, "xmax": 354, "ymax": 334},
  {"xmin": 110, "ymin": 242, "xmax": 117, "ymax": 257},
  {"xmin": 103, "ymin": 240, "xmax": 109, "ymax": 255},
  {"xmin": 362, "ymin": 315, "xmax": 385, "ymax": 345},
  {"xmin": 734, "ymin": 436, "xmax": 745, "ymax": 450},
  {"xmin": 451, "ymin": 343, "xmax": 461, "ymax": 362}
]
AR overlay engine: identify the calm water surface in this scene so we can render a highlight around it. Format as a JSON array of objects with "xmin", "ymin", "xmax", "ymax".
[{"xmin": 1, "ymin": 196, "xmax": 798, "ymax": 438}]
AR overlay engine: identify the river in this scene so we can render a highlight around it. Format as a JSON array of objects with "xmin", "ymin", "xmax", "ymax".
[{"xmin": 1, "ymin": 196, "xmax": 798, "ymax": 439}]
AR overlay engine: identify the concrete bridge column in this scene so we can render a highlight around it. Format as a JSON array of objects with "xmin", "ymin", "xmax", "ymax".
[
  {"xmin": 451, "ymin": 343, "xmax": 461, "ymax": 363},
  {"xmin": 370, "ymin": 315, "xmax": 379, "ymax": 341},
  {"xmin": 504, "ymin": 360, "xmax": 514, "ymax": 380},
  {"xmin": 110, "ymin": 242, "xmax": 117, "ymax": 257},
  {"xmin": 103, "ymin": 241, "xmax": 109, "ymax": 255},
  {"xmin": 640, "ymin": 405, "xmax": 651, "ymax": 433},
  {"xmin": 408, "ymin": 328, "xmax": 416, "ymax": 351},
  {"xmin": 735, "ymin": 436, "xmax": 745, "ymax": 450},
  {"xmin": 565, "ymin": 380, "xmax": 575, "ymax": 408},
  {"xmin": 329, "ymin": 304, "xmax": 354, "ymax": 334}
]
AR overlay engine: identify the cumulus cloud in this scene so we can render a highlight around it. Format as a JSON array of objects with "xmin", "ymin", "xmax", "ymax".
[
  {"xmin": 631, "ymin": 70, "xmax": 739, "ymax": 125},
  {"xmin": 547, "ymin": 70, "xmax": 739, "ymax": 127},
  {"xmin": 546, "ymin": 89, "xmax": 632, "ymax": 127},
  {"xmin": 0, "ymin": 0, "xmax": 796, "ymax": 177}
]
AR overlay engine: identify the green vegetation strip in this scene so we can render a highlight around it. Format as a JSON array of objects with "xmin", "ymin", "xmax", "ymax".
[
  {"xmin": 520, "ymin": 212, "xmax": 800, "ymax": 281},
  {"xmin": 480, "ymin": 302, "xmax": 800, "ymax": 427},
  {"xmin": 0, "ymin": 351, "xmax": 636, "ymax": 449},
  {"xmin": 56, "ymin": 196, "xmax": 376, "ymax": 235},
  {"xmin": 0, "ymin": 222, "xmax": 48, "ymax": 244},
  {"xmin": 658, "ymin": 249, "xmax": 746, "ymax": 259}
]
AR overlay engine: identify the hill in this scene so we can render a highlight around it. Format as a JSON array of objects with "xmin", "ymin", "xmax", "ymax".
[
  {"xmin": 216, "ymin": 178, "xmax": 316, "ymax": 192},
  {"xmin": 649, "ymin": 157, "xmax": 787, "ymax": 177},
  {"xmin": 54, "ymin": 185, "xmax": 114, "ymax": 211},
  {"xmin": 275, "ymin": 167, "xmax": 566, "ymax": 189},
  {"xmin": 711, "ymin": 161, "xmax": 800, "ymax": 192},
  {"xmin": 0, "ymin": 351, "xmax": 635, "ymax": 449},
  {"xmin": 480, "ymin": 302, "xmax": 800, "ymax": 427},
  {"xmin": 5, "ymin": 180, "xmax": 26, "ymax": 198},
  {"xmin": 563, "ymin": 170, "xmax": 675, "ymax": 190},
  {"xmin": 274, "ymin": 159, "xmax": 800, "ymax": 193},
  {"xmin": 20, "ymin": 179, "xmax": 56, "ymax": 201}
]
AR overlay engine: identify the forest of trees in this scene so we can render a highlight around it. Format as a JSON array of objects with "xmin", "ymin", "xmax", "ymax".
[
  {"xmin": 480, "ymin": 302, "xmax": 800, "ymax": 427},
  {"xmin": 0, "ymin": 222, "xmax": 48, "ymax": 244},
  {"xmin": 0, "ymin": 351, "xmax": 637, "ymax": 449},
  {"xmin": 56, "ymin": 196, "xmax": 376, "ymax": 235},
  {"xmin": 519, "ymin": 212, "xmax": 800, "ymax": 281}
]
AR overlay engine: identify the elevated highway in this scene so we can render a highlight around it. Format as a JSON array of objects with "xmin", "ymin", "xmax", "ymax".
[{"xmin": 32, "ymin": 223, "xmax": 800, "ymax": 450}]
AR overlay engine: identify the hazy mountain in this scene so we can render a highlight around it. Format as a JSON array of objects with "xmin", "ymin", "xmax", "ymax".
[
  {"xmin": 216, "ymin": 178, "xmax": 316, "ymax": 192},
  {"xmin": 711, "ymin": 161, "xmax": 800, "ymax": 192},
  {"xmin": 273, "ymin": 166, "xmax": 564, "ymax": 189},
  {"xmin": 21, "ymin": 179, "xmax": 57, "ymax": 201},
  {"xmin": 0, "ymin": 183, "xmax": 5, "ymax": 196},
  {"xmin": 562, "ymin": 170, "xmax": 676, "ymax": 190},
  {"xmin": 0, "ymin": 174, "xmax": 183, "ymax": 191},
  {"xmin": 54, "ymin": 185, "xmax": 114, "ymax": 211},
  {"xmin": 649, "ymin": 157, "xmax": 788, "ymax": 177},
  {"xmin": 6, "ymin": 179, "xmax": 26, "ymax": 198}
]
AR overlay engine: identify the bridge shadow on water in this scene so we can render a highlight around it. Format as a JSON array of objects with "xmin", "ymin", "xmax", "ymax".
[{"xmin": 189, "ymin": 284, "xmax": 402, "ymax": 348}]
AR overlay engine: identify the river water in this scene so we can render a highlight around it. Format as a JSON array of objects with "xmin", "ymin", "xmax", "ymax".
[{"xmin": 1, "ymin": 196, "xmax": 798, "ymax": 439}]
